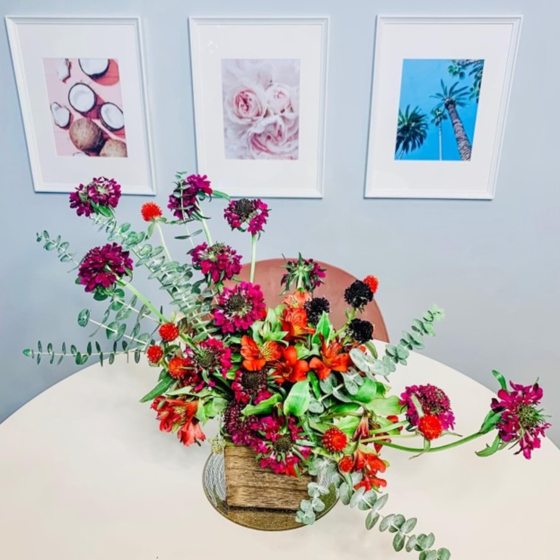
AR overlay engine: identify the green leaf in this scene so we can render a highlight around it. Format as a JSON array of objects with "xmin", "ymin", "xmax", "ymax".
[
  {"xmin": 351, "ymin": 378, "xmax": 384, "ymax": 404},
  {"xmin": 106, "ymin": 322, "xmax": 126, "ymax": 341},
  {"xmin": 283, "ymin": 381, "xmax": 311, "ymax": 417},
  {"xmin": 366, "ymin": 395, "xmax": 404, "ymax": 416},
  {"xmin": 479, "ymin": 410, "xmax": 502, "ymax": 434},
  {"xmin": 242, "ymin": 394, "xmax": 281, "ymax": 416},
  {"xmin": 140, "ymin": 376, "xmax": 174, "ymax": 403},
  {"xmin": 437, "ymin": 548, "xmax": 451, "ymax": 560},
  {"xmin": 379, "ymin": 514, "xmax": 394, "ymax": 532},
  {"xmin": 393, "ymin": 533, "xmax": 405, "ymax": 552},
  {"xmin": 476, "ymin": 433, "xmax": 504, "ymax": 457},
  {"xmin": 23, "ymin": 348, "xmax": 34, "ymax": 358},
  {"xmin": 401, "ymin": 517, "xmax": 417, "ymax": 533},
  {"xmin": 77, "ymin": 309, "xmax": 90, "ymax": 327},
  {"xmin": 491, "ymin": 369, "xmax": 507, "ymax": 391},
  {"xmin": 366, "ymin": 510, "xmax": 380, "ymax": 530}
]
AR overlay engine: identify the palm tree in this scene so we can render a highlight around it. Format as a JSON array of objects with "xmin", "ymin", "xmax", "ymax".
[
  {"xmin": 395, "ymin": 105, "xmax": 428, "ymax": 159},
  {"xmin": 431, "ymin": 80, "xmax": 472, "ymax": 161},
  {"xmin": 430, "ymin": 108, "xmax": 448, "ymax": 160},
  {"xmin": 448, "ymin": 59, "xmax": 484, "ymax": 103}
]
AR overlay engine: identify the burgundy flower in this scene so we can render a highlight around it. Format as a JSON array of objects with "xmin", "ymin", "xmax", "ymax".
[
  {"xmin": 69, "ymin": 177, "xmax": 121, "ymax": 217},
  {"xmin": 77, "ymin": 242, "xmax": 133, "ymax": 294},
  {"xmin": 223, "ymin": 402, "xmax": 261, "ymax": 447},
  {"xmin": 190, "ymin": 242, "xmax": 242, "ymax": 283},
  {"xmin": 400, "ymin": 384, "xmax": 455, "ymax": 431},
  {"xmin": 249, "ymin": 415, "xmax": 311, "ymax": 476},
  {"xmin": 491, "ymin": 381, "xmax": 550, "ymax": 459},
  {"xmin": 232, "ymin": 369, "xmax": 272, "ymax": 404},
  {"xmin": 212, "ymin": 281, "xmax": 266, "ymax": 334},
  {"xmin": 196, "ymin": 338, "xmax": 232, "ymax": 377},
  {"xmin": 224, "ymin": 198, "xmax": 269, "ymax": 235},
  {"xmin": 167, "ymin": 174, "xmax": 212, "ymax": 220},
  {"xmin": 281, "ymin": 255, "xmax": 326, "ymax": 293}
]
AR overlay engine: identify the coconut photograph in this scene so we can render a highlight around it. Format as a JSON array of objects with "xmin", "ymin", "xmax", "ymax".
[{"xmin": 43, "ymin": 57, "xmax": 127, "ymax": 157}]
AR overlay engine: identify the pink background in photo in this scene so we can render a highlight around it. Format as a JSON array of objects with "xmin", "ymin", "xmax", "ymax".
[{"xmin": 43, "ymin": 58, "xmax": 126, "ymax": 157}]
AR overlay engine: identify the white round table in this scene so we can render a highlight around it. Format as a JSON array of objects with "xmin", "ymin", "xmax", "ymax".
[{"xmin": 1, "ymin": 347, "xmax": 559, "ymax": 559}]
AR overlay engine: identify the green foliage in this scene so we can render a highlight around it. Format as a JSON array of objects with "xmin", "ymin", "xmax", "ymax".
[
  {"xmin": 23, "ymin": 339, "xmax": 147, "ymax": 366},
  {"xmin": 36, "ymin": 231, "xmax": 75, "ymax": 263},
  {"xmin": 350, "ymin": 305, "xmax": 444, "ymax": 379},
  {"xmin": 284, "ymin": 381, "xmax": 311, "ymax": 416}
]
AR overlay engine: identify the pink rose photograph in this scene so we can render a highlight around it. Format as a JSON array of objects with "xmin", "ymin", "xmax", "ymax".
[{"xmin": 221, "ymin": 59, "xmax": 300, "ymax": 160}]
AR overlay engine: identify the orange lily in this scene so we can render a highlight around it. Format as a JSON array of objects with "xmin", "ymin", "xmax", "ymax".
[
  {"xmin": 271, "ymin": 346, "xmax": 310, "ymax": 384},
  {"xmin": 281, "ymin": 307, "xmax": 314, "ymax": 339},
  {"xmin": 282, "ymin": 290, "xmax": 311, "ymax": 309},
  {"xmin": 309, "ymin": 339, "xmax": 350, "ymax": 380},
  {"xmin": 240, "ymin": 335, "xmax": 282, "ymax": 371}
]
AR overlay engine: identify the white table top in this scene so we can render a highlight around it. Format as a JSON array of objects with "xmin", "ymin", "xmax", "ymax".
[{"xmin": 1, "ymin": 346, "xmax": 559, "ymax": 560}]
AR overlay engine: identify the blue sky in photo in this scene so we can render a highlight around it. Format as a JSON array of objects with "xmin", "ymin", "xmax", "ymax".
[{"xmin": 395, "ymin": 59, "xmax": 483, "ymax": 161}]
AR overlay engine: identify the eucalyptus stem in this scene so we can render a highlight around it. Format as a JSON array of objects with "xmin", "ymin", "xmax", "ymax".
[
  {"xmin": 119, "ymin": 280, "xmax": 167, "ymax": 323},
  {"xmin": 185, "ymin": 223, "xmax": 196, "ymax": 249},
  {"xmin": 376, "ymin": 431, "xmax": 485, "ymax": 454},
  {"xmin": 88, "ymin": 319, "xmax": 150, "ymax": 345},
  {"xmin": 156, "ymin": 222, "xmax": 172, "ymax": 261},
  {"xmin": 250, "ymin": 234, "xmax": 257, "ymax": 283},
  {"xmin": 201, "ymin": 219, "xmax": 213, "ymax": 245},
  {"xmin": 111, "ymin": 299, "xmax": 159, "ymax": 323}
]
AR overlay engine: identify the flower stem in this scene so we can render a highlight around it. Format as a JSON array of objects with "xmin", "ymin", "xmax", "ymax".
[
  {"xmin": 156, "ymin": 222, "xmax": 172, "ymax": 261},
  {"xmin": 119, "ymin": 280, "xmax": 167, "ymax": 323},
  {"xmin": 376, "ymin": 432, "xmax": 485, "ymax": 454},
  {"xmin": 250, "ymin": 234, "xmax": 257, "ymax": 283},
  {"xmin": 201, "ymin": 219, "xmax": 213, "ymax": 245}
]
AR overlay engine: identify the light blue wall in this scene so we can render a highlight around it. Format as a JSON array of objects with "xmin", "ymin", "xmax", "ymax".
[{"xmin": 1, "ymin": 0, "xmax": 558, "ymax": 444}]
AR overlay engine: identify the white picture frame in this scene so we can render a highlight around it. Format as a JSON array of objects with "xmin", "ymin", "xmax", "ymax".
[
  {"xmin": 189, "ymin": 17, "xmax": 328, "ymax": 198},
  {"xmin": 6, "ymin": 16, "xmax": 155, "ymax": 194},
  {"xmin": 365, "ymin": 16, "xmax": 523, "ymax": 199}
]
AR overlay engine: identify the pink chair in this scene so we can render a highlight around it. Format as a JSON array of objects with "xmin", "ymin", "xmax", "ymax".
[{"xmin": 236, "ymin": 258, "xmax": 389, "ymax": 342}]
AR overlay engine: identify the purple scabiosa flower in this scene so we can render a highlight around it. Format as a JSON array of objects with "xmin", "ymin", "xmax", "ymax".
[
  {"xmin": 249, "ymin": 415, "xmax": 311, "ymax": 477},
  {"xmin": 400, "ymin": 384, "xmax": 455, "ymax": 431},
  {"xmin": 167, "ymin": 174, "xmax": 212, "ymax": 220},
  {"xmin": 281, "ymin": 254, "xmax": 326, "ymax": 293},
  {"xmin": 231, "ymin": 369, "xmax": 272, "ymax": 405},
  {"xmin": 190, "ymin": 242, "xmax": 242, "ymax": 283},
  {"xmin": 491, "ymin": 381, "xmax": 550, "ymax": 459},
  {"xmin": 223, "ymin": 198, "xmax": 269, "ymax": 235},
  {"xmin": 69, "ymin": 177, "xmax": 122, "ymax": 217},
  {"xmin": 195, "ymin": 338, "xmax": 233, "ymax": 377},
  {"xmin": 223, "ymin": 402, "xmax": 261, "ymax": 447},
  {"xmin": 77, "ymin": 242, "xmax": 133, "ymax": 294},
  {"xmin": 212, "ymin": 281, "xmax": 266, "ymax": 334}
]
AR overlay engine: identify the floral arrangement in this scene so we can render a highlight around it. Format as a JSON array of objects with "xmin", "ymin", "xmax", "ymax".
[{"xmin": 26, "ymin": 174, "xmax": 550, "ymax": 559}]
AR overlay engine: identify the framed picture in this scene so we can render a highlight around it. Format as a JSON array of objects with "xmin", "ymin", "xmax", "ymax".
[
  {"xmin": 189, "ymin": 17, "xmax": 328, "ymax": 198},
  {"xmin": 365, "ymin": 16, "xmax": 522, "ymax": 199},
  {"xmin": 6, "ymin": 17, "xmax": 155, "ymax": 194}
]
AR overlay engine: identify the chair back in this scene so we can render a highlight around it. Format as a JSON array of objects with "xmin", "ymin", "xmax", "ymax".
[{"xmin": 236, "ymin": 258, "xmax": 389, "ymax": 342}]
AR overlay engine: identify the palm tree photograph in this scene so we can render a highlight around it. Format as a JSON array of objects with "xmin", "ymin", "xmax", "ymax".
[{"xmin": 394, "ymin": 59, "xmax": 485, "ymax": 161}]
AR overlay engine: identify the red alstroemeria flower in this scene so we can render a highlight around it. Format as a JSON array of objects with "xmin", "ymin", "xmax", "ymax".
[
  {"xmin": 271, "ymin": 346, "xmax": 310, "ymax": 384},
  {"xmin": 309, "ymin": 340, "xmax": 350, "ymax": 380},
  {"xmin": 240, "ymin": 335, "xmax": 282, "ymax": 371},
  {"xmin": 281, "ymin": 307, "xmax": 314, "ymax": 339},
  {"xmin": 150, "ymin": 397, "xmax": 206, "ymax": 447},
  {"xmin": 342, "ymin": 448, "xmax": 387, "ymax": 491}
]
